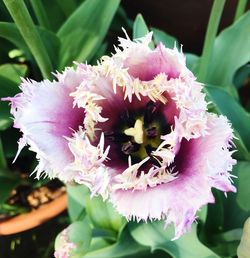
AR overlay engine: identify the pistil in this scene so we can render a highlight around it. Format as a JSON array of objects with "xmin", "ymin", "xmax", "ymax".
[{"xmin": 124, "ymin": 119, "xmax": 144, "ymax": 144}]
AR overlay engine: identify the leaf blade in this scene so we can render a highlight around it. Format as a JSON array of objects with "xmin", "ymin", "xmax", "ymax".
[
  {"xmin": 205, "ymin": 85, "xmax": 250, "ymax": 154},
  {"xmin": 207, "ymin": 11, "xmax": 250, "ymax": 92},
  {"xmin": 57, "ymin": 0, "xmax": 120, "ymax": 68},
  {"xmin": 129, "ymin": 221, "xmax": 219, "ymax": 258}
]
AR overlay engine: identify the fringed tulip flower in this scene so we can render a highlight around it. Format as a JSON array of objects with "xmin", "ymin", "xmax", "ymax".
[{"xmin": 3, "ymin": 32, "xmax": 236, "ymax": 239}]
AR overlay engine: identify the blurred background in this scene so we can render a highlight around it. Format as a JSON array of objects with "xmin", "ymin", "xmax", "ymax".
[{"xmin": 122, "ymin": 0, "xmax": 250, "ymax": 54}]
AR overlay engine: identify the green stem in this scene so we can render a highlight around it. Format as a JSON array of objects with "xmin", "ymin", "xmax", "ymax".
[
  {"xmin": 234, "ymin": 0, "xmax": 248, "ymax": 22},
  {"xmin": 30, "ymin": 0, "xmax": 51, "ymax": 29},
  {"xmin": 3, "ymin": 0, "xmax": 53, "ymax": 79},
  {"xmin": 55, "ymin": 0, "xmax": 77, "ymax": 17},
  {"xmin": 0, "ymin": 137, "xmax": 7, "ymax": 169},
  {"xmin": 197, "ymin": 0, "xmax": 226, "ymax": 82}
]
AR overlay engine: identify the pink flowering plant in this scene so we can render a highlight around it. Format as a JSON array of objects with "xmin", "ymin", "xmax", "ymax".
[{"xmin": 1, "ymin": 0, "xmax": 250, "ymax": 257}]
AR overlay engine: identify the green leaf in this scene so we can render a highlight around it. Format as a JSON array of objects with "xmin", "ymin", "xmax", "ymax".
[
  {"xmin": 197, "ymin": 0, "xmax": 225, "ymax": 84},
  {"xmin": 205, "ymin": 85, "xmax": 250, "ymax": 157},
  {"xmin": 67, "ymin": 184, "xmax": 89, "ymax": 222},
  {"xmin": 90, "ymin": 43, "xmax": 108, "ymax": 65},
  {"xmin": 0, "ymin": 77, "xmax": 19, "ymax": 131},
  {"xmin": 36, "ymin": 27, "xmax": 60, "ymax": 69},
  {"xmin": 133, "ymin": 14, "xmax": 149, "ymax": 38},
  {"xmin": 133, "ymin": 14, "xmax": 148, "ymax": 38},
  {"xmin": 133, "ymin": 14, "xmax": 154, "ymax": 49},
  {"xmin": 207, "ymin": 230, "xmax": 240, "ymax": 258},
  {"xmin": 84, "ymin": 227, "xmax": 149, "ymax": 258},
  {"xmin": 0, "ymin": 102, "xmax": 12, "ymax": 131},
  {"xmin": 0, "ymin": 63, "xmax": 27, "ymax": 83},
  {"xmin": 212, "ymin": 228, "xmax": 242, "ymax": 242},
  {"xmin": 207, "ymin": 11, "xmax": 250, "ymax": 92},
  {"xmin": 3, "ymin": 0, "xmax": 53, "ymax": 79},
  {"xmin": 185, "ymin": 53, "xmax": 200, "ymax": 74},
  {"xmin": 151, "ymin": 27, "xmax": 178, "ymax": 49},
  {"xmin": 92, "ymin": 228, "xmax": 117, "ymax": 242},
  {"xmin": 233, "ymin": 64, "xmax": 250, "ymax": 89},
  {"xmin": 55, "ymin": 0, "xmax": 77, "ymax": 18},
  {"xmin": 0, "ymin": 74, "xmax": 19, "ymax": 96},
  {"xmin": 235, "ymin": 161, "xmax": 250, "ymax": 211},
  {"xmin": 87, "ymin": 239, "xmax": 169, "ymax": 258},
  {"xmin": 30, "ymin": 0, "xmax": 51, "ymax": 29},
  {"xmin": 222, "ymin": 161, "xmax": 250, "ymax": 230},
  {"xmin": 234, "ymin": 0, "xmax": 248, "ymax": 22},
  {"xmin": 0, "ymin": 22, "xmax": 30, "ymax": 57},
  {"xmin": 69, "ymin": 220, "xmax": 92, "ymax": 257},
  {"xmin": 0, "ymin": 63, "xmax": 27, "ymax": 130},
  {"xmin": 40, "ymin": 0, "xmax": 66, "ymax": 32},
  {"xmin": 0, "ymin": 137, "xmax": 7, "ymax": 169},
  {"xmin": 87, "ymin": 237, "xmax": 111, "ymax": 254},
  {"xmin": 85, "ymin": 195, "xmax": 125, "ymax": 232},
  {"xmin": 57, "ymin": 0, "xmax": 120, "ymax": 69},
  {"xmin": 0, "ymin": 22, "xmax": 60, "ymax": 71},
  {"xmin": 0, "ymin": 119, "xmax": 11, "ymax": 131},
  {"xmin": 129, "ymin": 221, "xmax": 219, "ymax": 258},
  {"xmin": 201, "ymin": 189, "xmax": 225, "ymax": 240}
]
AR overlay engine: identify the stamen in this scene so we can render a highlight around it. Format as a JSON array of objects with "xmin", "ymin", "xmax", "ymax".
[
  {"xmin": 146, "ymin": 127, "xmax": 157, "ymax": 138},
  {"xmin": 122, "ymin": 141, "xmax": 139, "ymax": 155},
  {"xmin": 124, "ymin": 119, "xmax": 144, "ymax": 144}
]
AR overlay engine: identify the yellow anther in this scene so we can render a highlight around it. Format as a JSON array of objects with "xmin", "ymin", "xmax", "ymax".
[{"xmin": 124, "ymin": 119, "xmax": 144, "ymax": 144}]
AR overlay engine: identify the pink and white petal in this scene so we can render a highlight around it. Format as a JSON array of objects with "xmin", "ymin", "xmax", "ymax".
[
  {"xmin": 111, "ymin": 165, "xmax": 214, "ymax": 239},
  {"xmin": 5, "ymin": 68, "xmax": 85, "ymax": 180},
  {"xmin": 124, "ymin": 43, "xmax": 188, "ymax": 81},
  {"xmin": 192, "ymin": 114, "xmax": 236, "ymax": 192},
  {"xmin": 65, "ymin": 129, "xmax": 112, "ymax": 197}
]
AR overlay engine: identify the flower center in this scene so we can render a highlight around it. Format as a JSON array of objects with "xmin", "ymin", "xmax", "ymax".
[{"xmin": 104, "ymin": 101, "xmax": 171, "ymax": 165}]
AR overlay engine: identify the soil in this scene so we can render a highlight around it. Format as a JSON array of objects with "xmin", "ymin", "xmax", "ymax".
[{"xmin": 0, "ymin": 179, "xmax": 66, "ymax": 222}]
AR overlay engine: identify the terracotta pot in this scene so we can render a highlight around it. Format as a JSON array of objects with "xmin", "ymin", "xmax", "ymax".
[{"xmin": 0, "ymin": 193, "xmax": 67, "ymax": 235}]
